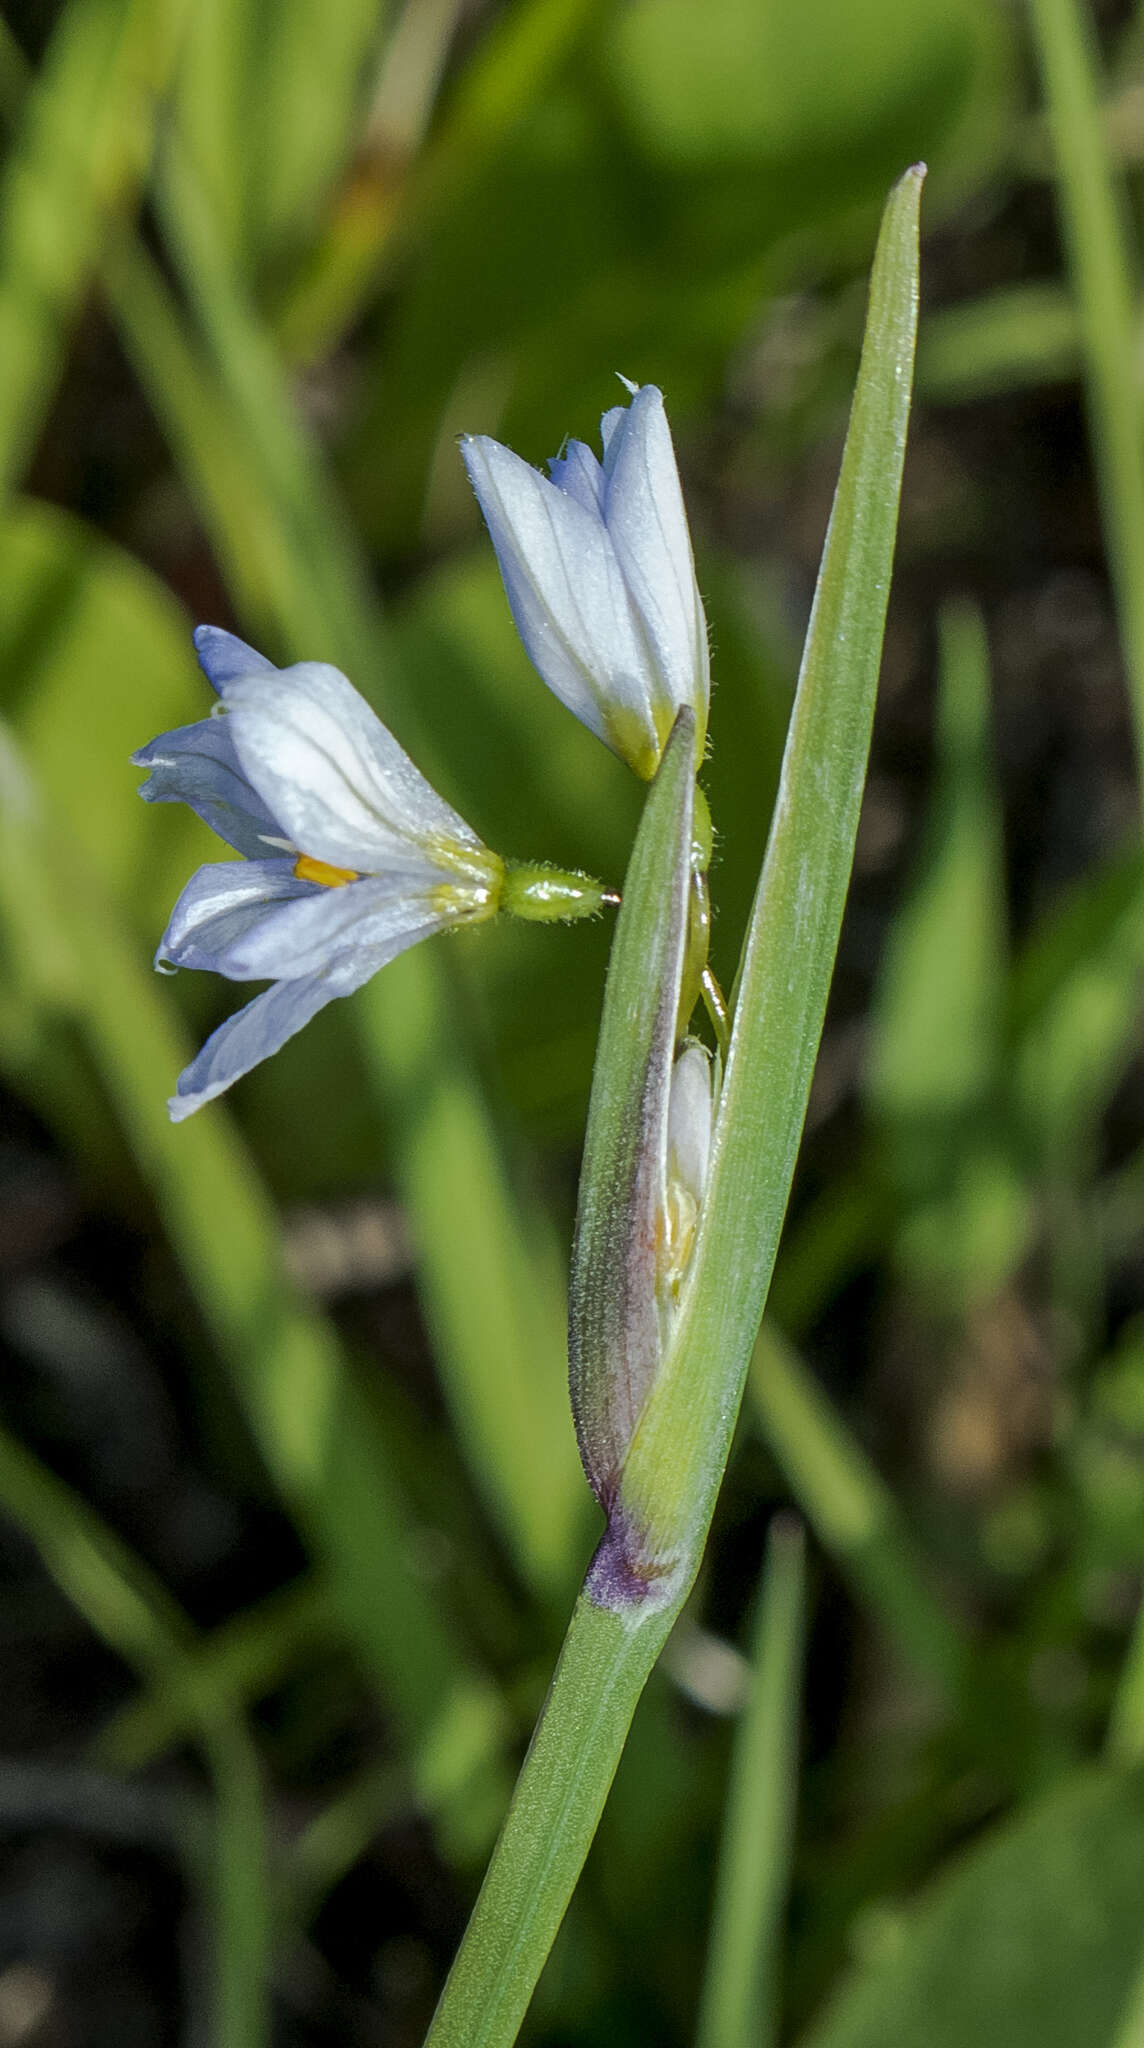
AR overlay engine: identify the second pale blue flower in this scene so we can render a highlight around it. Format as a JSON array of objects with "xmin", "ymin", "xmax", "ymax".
[{"xmin": 461, "ymin": 381, "xmax": 709, "ymax": 779}]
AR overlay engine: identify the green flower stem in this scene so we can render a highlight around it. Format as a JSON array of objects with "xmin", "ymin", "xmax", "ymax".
[
  {"xmin": 1029, "ymin": 0, "xmax": 1144, "ymax": 786},
  {"xmin": 702, "ymin": 964, "xmax": 732, "ymax": 1056},
  {"xmin": 696, "ymin": 1516, "xmax": 806, "ymax": 2048},
  {"xmin": 425, "ymin": 1592, "xmax": 678, "ymax": 2048},
  {"xmin": 422, "ymin": 164, "xmax": 923, "ymax": 2048}
]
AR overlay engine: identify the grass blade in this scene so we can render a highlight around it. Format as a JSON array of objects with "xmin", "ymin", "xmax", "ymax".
[
  {"xmin": 1029, "ymin": 0, "xmax": 1144, "ymax": 785},
  {"xmin": 696, "ymin": 1515, "xmax": 806, "ymax": 2048},
  {"xmin": 749, "ymin": 1324, "xmax": 967, "ymax": 1702},
  {"xmin": 0, "ymin": 0, "xmax": 188, "ymax": 503},
  {"xmin": 95, "ymin": 1575, "xmax": 331, "ymax": 1773}
]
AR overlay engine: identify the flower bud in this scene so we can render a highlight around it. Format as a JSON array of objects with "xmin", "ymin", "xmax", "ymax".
[
  {"xmin": 462, "ymin": 382, "xmax": 709, "ymax": 779},
  {"xmin": 659, "ymin": 1042, "xmax": 714, "ymax": 1314}
]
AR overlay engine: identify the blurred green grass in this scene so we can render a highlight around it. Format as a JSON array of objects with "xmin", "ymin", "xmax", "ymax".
[{"xmin": 5, "ymin": 0, "xmax": 1144, "ymax": 2040}]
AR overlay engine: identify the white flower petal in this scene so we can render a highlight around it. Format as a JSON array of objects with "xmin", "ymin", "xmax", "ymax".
[
  {"xmin": 461, "ymin": 434, "xmax": 659, "ymax": 753},
  {"xmin": 193, "ymin": 624, "xmax": 278, "ymax": 692},
  {"xmin": 223, "ymin": 662, "xmax": 487, "ymax": 875},
  {"xmin": 167, "ymin": 948, "xmax": 385, "ymax": 1121},
  {"xmin": 547, "ymin": 438, "xmax": 606, "ymax": 514},
  {"xmin": 603, "ymin": 385, "xmax": 709, "ymax": 734},
  {"xmin": 599, "ymin": 403, "xmax": 627, "ymax": 454},
  {"xmin": 133, "ymin": 717, "xmax": 284, "ymax": 859},
  {"xmin": 157, "ymin": 860, "xmax": 316, "ymax": 974},
  {"xmin": 220, "ymin": 872, "xmax": 460, "ymax": 981}
]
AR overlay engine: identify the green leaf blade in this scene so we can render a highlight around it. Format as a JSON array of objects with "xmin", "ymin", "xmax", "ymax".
[{"xmin": 622, "ymin": 163, "xmax": 924, "ymax": 1561}]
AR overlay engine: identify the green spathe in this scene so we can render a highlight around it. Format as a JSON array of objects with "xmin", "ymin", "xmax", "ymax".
[{"xmin": 567, "ymin": 709, "xmax": 696, "ymax": 1586}]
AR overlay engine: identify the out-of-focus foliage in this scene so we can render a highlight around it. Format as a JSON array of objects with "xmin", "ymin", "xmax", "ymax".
[{"xmin": 4, "ymin": 0, "xmax": 1144, "ymax": 2040}]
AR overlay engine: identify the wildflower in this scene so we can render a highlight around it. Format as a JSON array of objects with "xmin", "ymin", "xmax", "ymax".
[
  {"xmin": 134, "ymin": 627, "xmax": 504, "ymax": 1120},
  {"xmin": 461, "ymin": 381, "xmax": 709, "ymax": 779}
]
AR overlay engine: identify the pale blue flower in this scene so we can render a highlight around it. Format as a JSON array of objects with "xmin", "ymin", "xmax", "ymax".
[
  {"xmin": 135, "ymin": 627, "xmax": 503, "ymax": 1121},
  {"xmin": 461, "ymin": 381, "xmax": 709, "ymax": 779}
]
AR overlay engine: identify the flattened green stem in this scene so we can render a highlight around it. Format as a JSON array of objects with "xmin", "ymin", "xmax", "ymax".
[
  {"xmin": 421, "ymin": 166, "xmax": 922, "ymax": 2048},
  {"xmin": 424, "ymin": 1593, "xmax": 677, "ymax": 2048},
  {"xmin": 1030, "ymin": 0, "xmax": 1144, "ymax": 787},
  {"xmin": 696, "ymin": 1516, "xmax": 806, "ymax": 2048}
]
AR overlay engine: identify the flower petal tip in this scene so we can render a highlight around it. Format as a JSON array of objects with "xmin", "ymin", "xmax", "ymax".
[{"xmin": 193, "ymin": 624, "xmax": 278, "ymax": 692}]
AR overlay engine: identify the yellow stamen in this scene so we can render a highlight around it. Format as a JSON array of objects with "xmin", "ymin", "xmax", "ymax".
[{"xmin": 293, "ymin": 854, "xmax": 359, "ymax": 889}]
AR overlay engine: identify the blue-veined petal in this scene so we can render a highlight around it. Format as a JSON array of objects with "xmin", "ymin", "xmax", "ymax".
[
  {"xmin": 463, "ymin": 384, "xmax": 708, "ymax": 777},
  {"xmin": 599, "ymin": 404, "xmax": 627, "ymax": 454},
  {"xmin": 157, "ymin": 859, "xmax": 319, "ymax": 975},
  {"xmin": 219, "ymin": 872, "xmax": 467, "ymax": 981},
  {"xmin": 167, "ymin": 947, "xmax": 385, "ymax": 1121},
  {"xmin": 222, "ymin": 662, "xmax": 490, "ymax": 876},
  {"xmin": 602, "ymin": 385, "xmax": 709, "ymax": 740},
  {"xmin": 193, "ymin": 624, "xmax": 278, "ymax": 691},
  {"xmin": 547, "ymin": 438, "xmax": 606, "ymax": 514},
  {"xmin": 461, "ymin": 434, "xmax": 659, "ymax": 758},
  {"xmin": 133, "ymin": 717, "xmax": 285, "ymax": 859}
]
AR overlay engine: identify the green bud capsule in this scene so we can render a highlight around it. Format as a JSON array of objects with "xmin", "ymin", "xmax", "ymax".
[{"xmin": 501, "ymin": 863, "xmax": 617, "ymax": 923}]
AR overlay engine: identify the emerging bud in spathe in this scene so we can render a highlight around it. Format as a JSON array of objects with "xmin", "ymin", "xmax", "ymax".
[
  {"xmin": 658, "ymin": 1041, "xmax": 714, "ymax": 1319},
  {"xmin": 461, "ymin": 381, "xmax": 709, "ymax": 779},
  {"xmin": 563, "ymin": 712, "xmax": 719, "ymax": 1609}
]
